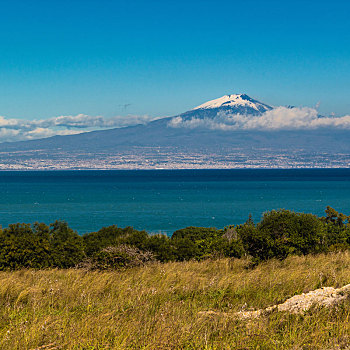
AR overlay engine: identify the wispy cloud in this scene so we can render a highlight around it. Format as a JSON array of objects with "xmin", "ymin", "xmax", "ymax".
[
  {"xmin": 0, "ymin": 114, "xmax": 161, "ymax": 142},
  {"xmin": 168, "ymin": 106, "xmax": 350, "ymax": 131}
]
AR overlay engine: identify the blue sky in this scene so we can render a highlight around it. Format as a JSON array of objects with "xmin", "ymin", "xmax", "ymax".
[{"xmin": 0, "ymin": 0, "xmax": 349, "ymax": 123}]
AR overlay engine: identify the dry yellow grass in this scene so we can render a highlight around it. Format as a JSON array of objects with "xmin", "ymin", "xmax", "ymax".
[{"xmin": 1, "ymin": 252, "xmax": 350, "ymax": 349}]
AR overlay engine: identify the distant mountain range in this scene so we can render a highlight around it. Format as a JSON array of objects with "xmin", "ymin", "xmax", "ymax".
[{"xmin": 0, "ymin": 94, "xmax": 349, "ymax": 169}]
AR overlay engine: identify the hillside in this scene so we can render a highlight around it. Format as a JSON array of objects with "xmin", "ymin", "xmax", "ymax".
[{"xmin": 1, "ymin": 253, "xmax": 350, "ymax": 349}]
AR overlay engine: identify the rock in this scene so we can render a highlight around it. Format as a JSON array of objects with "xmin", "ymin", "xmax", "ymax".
[{"xmin": 200, "ymin": 284, "xmax": 350, "ymax": 320}]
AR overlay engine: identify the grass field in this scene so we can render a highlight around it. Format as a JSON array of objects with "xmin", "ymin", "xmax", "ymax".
[{"xmin": 1, "ymin": 252, "xmax": 350, "ymax": 349}]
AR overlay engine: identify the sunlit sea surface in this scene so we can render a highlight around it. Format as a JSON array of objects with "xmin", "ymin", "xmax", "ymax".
[{"xmin": 0, "ymin": 169, "xmax": 349, "ymax": 235}]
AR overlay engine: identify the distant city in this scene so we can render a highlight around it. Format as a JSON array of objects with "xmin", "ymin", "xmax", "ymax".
[{"xmin": 0, "ymin": 147, "xmax": 348, "ymax": 170}]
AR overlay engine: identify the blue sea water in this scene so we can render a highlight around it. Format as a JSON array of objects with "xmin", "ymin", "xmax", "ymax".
[{"xmin": 0, "ymin": 169, "xmax": 349, "ymax": 235}]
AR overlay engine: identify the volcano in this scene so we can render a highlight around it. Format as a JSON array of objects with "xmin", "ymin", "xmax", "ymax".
[{"xmin": 0, "ymin": 94, "xmax": 349, "ymax": 169}]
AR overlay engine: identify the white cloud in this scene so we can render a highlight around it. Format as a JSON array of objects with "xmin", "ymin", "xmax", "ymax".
[
  {"xmin": 25, "ymin": 127, "xmax": 83, "ymax": 140},
  {"xmin": 0, "ymin": 114, "xmax": 161, "ymax": 142},
  {"xmin": 168, "ymin": 106, "xmax": 350, "ymax": 131},
  {"xmin": 1, "ymin": 105, "xmax": 349, "ymax": 143}
]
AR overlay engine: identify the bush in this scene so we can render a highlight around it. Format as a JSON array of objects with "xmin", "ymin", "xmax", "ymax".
[
  {"xmin": 171, "ymin": 226, "xmax": 224, "ymax": 260},
  {"xmin": 83, "ymin": 226, "xmax": 139, "ymax": 256},
  {"xmin": 222, "ymin": 226, "xmax": 245, "ymax": 258},
  {"xmin": 0, "ymin": 223, "xmax": 52, "ymax": 269},
  {"xmin": 0, "ymin": 221, "xmax": 85, "ymax": 269},
  {"xmin": 236, "ymin": 219, "xmax": 264, "ymax": 262},
  {"xmin": 0, "ymin": 206, "xmax": 349, "ymax": 269},
  {"xmin": 144, "ymin": 234, "xmax": 176, "ymax": 262},
  {"xmin": 321, "ymin": 206, "xmax": 350, "ymax": 248},
  {"xmin": 83, "ymin": 245, "xmax": 155, "ymax": 270},
  {"xmin": 239, "ymin": 210, "xmax": 326, "ymax": 262},
  {"xmin": 49, "ymin": 221, "xmax": 85, "ymax": 268}
]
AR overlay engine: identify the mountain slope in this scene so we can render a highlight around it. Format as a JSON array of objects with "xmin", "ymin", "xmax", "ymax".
[
  {"xmin": 0, "ymin": 94, "xmax": 273, "ymax": 152},
  {"xmin": 0, "ymin": 94, "xmax": 349, "ymax": 168}
]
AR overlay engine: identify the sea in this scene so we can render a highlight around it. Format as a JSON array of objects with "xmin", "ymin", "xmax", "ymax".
[{"xmin": 0, "ymin": 169, "xmax": 349, "ymax": 235}]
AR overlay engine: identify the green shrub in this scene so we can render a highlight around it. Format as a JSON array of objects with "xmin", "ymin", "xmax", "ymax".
[
  {"xmin": 221, "ymin": 226, "xmax": 245, "ymax": 258},
  {"xmin": 0, "ymin": 206, "xmax": 349, "ymax": 269},
  {"xmin": 171, "ymin": 226, "xmax": 225, "ymax": 260},
  {"xmin": 49, "ymin": 221, "xmax": 85, "ymax": 268},
  {"xmin": 0, "ymin": 223, "xmax": 52, "ymax": 269},
  {"xmin": 83, "ymin": 225, "xmax": 138, "ymax": 256},
  {"xmin": 239, "ymin": 209, "xmax": 326, "ymax": 262},
  {"xmin": 144, "ymin": 234, "xmax": 176, "ymax": 262}
]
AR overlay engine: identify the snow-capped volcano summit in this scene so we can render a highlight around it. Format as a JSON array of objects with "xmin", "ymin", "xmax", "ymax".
[
  {"xmin": 192, "ymin": 94, "xmax": 272, "ymax": 113},
  {"xmin": 174, "ymin": 94, "xmax": 272, "ymax": 122}
]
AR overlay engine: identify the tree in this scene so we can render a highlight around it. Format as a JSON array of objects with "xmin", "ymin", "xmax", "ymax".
[
  {"xmin": 239, "ymin": 210, "xmax": 326, "ymax": 262},
  {"xmin": 49, "ymin": 221, "xmax": 85, "ymax": 268}
]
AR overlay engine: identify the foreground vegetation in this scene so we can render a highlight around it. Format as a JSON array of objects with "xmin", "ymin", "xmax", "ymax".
[
  {"xmin": 0, "ymin": 206, "xmax": 349, "ymax": 269},
  {"xmin": 1, "ymin": 252, "xmax": 350, "ymax": 349},
  {"xmin": 1, "ymin": 207, "xmax": 350, "ymax": 348}
]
